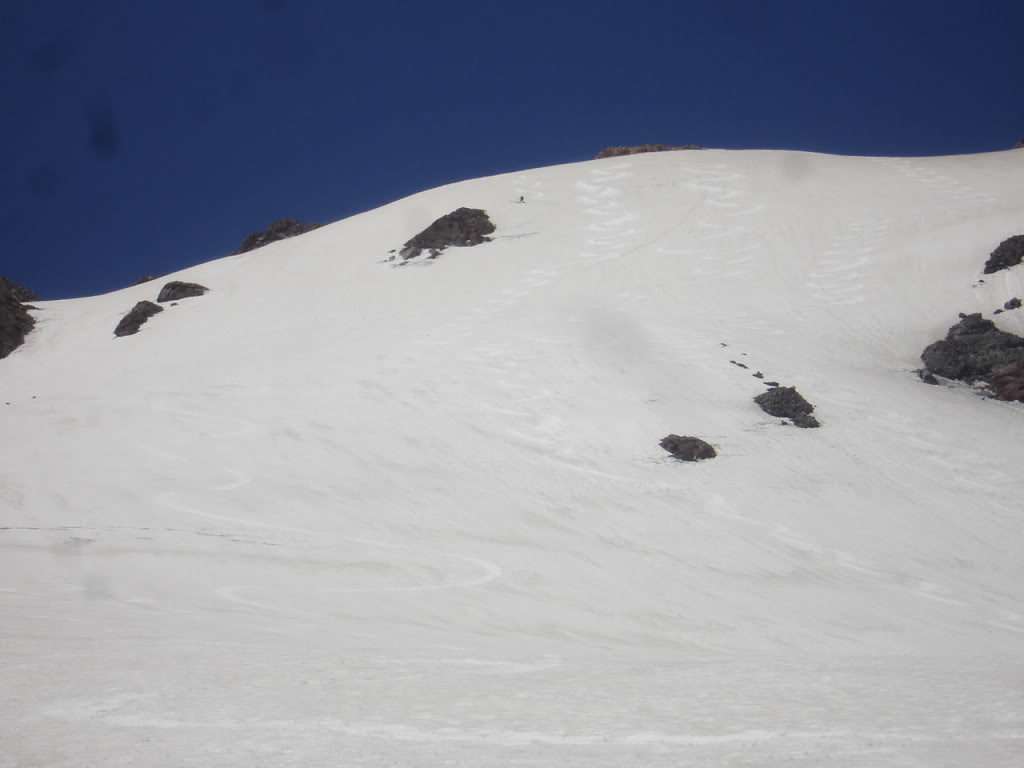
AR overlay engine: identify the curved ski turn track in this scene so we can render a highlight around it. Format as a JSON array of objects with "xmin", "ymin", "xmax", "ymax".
[{"xmin": 2, "ymin": 149, "xmax": 1024, "ymax": 766}]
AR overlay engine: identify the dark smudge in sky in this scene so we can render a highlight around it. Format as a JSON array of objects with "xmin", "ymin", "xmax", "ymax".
[{"xmin": 87, "ymin": 100, "xmax": 120, "ymax": 160}]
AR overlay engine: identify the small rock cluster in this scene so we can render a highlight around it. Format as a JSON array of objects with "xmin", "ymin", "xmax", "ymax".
[
  {"xmin": 396, "ymin": 208, "xmax": 496, "ymax": 261},
  {"xmin": 114, "ymin": 280, "xmax": 208, "ymax": 337},
  {"xmin": 918, "ymin": 231, "xmax": 1024, "ymax": 403},
  {"xmin": 992, "ymin": 297, "xmax": 1021, "ymax": 315},
  {"xmin": 0, "ymin": 277, "xmax": 37, "ymax": 359},
  {"xmin": 233, "ymin": 218, "xmax": 320, "ymax": 255},
  {"xmin": 754, "ymin": 386, "xmax": 820, "ymax": 428},
  {"xmin": 595, "ymin": 144, "xmax": 704, "ymax": 160}
]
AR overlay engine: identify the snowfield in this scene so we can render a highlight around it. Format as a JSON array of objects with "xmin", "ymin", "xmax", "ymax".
[{"xmin": 2, "ymin": 148, "xmax": 1023, "ymax": 766}]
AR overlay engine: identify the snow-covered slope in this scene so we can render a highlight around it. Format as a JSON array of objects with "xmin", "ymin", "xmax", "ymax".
[{"xmin": 3, "ymin": 149, "xmax": 1024, "ymax": 766}]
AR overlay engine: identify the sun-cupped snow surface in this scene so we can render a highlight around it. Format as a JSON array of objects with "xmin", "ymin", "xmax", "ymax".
[{"xmin": 3, "ymin": 149, "xmax": 1024, "ymax": 766}]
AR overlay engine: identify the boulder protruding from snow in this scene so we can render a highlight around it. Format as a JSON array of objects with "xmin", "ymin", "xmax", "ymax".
[
  {"xmin": 920, "ymin": 313, "xmax": 1024, "ymax": 381},
  {"xmin": 989, "ymin": 362, "xmax": 1024, "ymax": 401},
  {"xmin": 1014, "ymin": 137, "xmax": 1024, "ymax": 149},
  {"xmin": 398, "ymin": 207, "xmax": 496, "ymax": 261},
  {"xmin": 233, "ymin": 218, "xmax": 320, "ymax": 255},
  {"xmin": 660, "ymin": 434, "xmax": 717, "ymax": 461},
  {"xmin": 0, "ymin": 279, "xmax": 36, "ymax": 359},
  {"xmin": 595, "ymin": 144, "xmax": 704, "ymax": 159},
  {"xmin": 754, "ymin": 386, "xmax": 820, "ymax": 428},
  {"xmin": 114, "ymin": 301, "xmax": 163, "ymax": 337},
  {"xmin": 983, "ymin": 235, "xmax": 1024, "ymax": 274},
  {"xmin": 157, "ymin": 281, "xmax": 208, "ymax": 302},
  {"xmin": 1004, "ymin": 297, "xmax": 1022, "ymax": 311}
]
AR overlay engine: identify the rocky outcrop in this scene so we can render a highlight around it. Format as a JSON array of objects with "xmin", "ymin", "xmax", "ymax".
[
  {"xmin": 1004, "ymin": 297, "xmax": 1022, "ymax": 311},
  {"xmin": 920, "ymin": 313, "xmax": 1024, "ymax": 402},
  {"xmin": 595, "ymin": 144, "xmax": 704, "ymax": 159},
  {"xmin": 114, "ymin": 301, "xmax": 163, "ymax": 337},
  {"xmin": 0, "ymin": 279, "xmax": 36, "ymax": 359},
  {"xmin": 398, "ymin": 208, "xmax": 495, "ymax": 261},
  {"xmin": 1014, "ymin": 138, "xmax": 1024, "ymax": 149},
  {"xmin": 234, "ymin": 218, "xmax": 320, "ymax": 255},
  {"xmin": 660, "ymin": 434, "xmax": 717, "ymax": 461},
  {"xmin": 157, "ymin": 281, "xmax": 208, "ymax": 302},
  {"xmin": 983, "ymin": 235, "xmax": 1024, "ymax": 274},
  {"xmin": 0, "ymin": 276, "xmax": 40, "ymax": 304},
  {"xmin": 920, "ymin": 313, "xmax": 1024, "ymax": 381},
  {"xmin": 754, "ymin": 386, "xmax": 820, "ymax": 428}
]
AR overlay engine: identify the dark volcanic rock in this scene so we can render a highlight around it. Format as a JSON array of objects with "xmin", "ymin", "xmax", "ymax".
[
  {"xmin": 157, "ymin": 281, "xmax": 208, "ymax": 302},
  {"xmin": 114, "ymin": 301, "xmax": 163, "ymax": 337},
  {"xmin": 989, "ymin": 361, "xmax": 1024, "ymax": 401},
  {"xmin": 983, "ymin": 235, "xmax": 1024, "ymax": 274},
  {"xmin": 595, "ymin": 144, "xmax": 704, "ymax": 159},
  {"xmin": 754, "ymin": 386, "xmax": 820, "ymax": 428},
  {"xmin": 660, "ymin": 434, "xmax": 717, "ymax": 461},
  {"xmin": 130, "ymin": 274, "xmax": 161, "ymax": 286},
  {"xmin": 399, "ymin": 208, "xmax": 495, "ymax": 261},
  {"xmin": 0, "ymin": 281, "xmax": 36, "ymax": 359},
  {"xmin": 1015, "ymin": 138, "xmax": 1024, "ymax": 149},
  {"xmin": 920, "ymin": 313, "xmax": 1024, "ymax": 381},
  {"xmin": 1004, "ymin": 297, "xmax": 1022, "ymax": 311},
  {"xmin": 0, "ymin": 276, "xmax": 40, "ymax": 304},
  {"xmin": 234, "ymin": 218, "xmax": 319, "ymax": 255}
]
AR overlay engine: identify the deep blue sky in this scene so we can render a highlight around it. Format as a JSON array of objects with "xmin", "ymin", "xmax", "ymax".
[{"xmin": 3, "ymin": 0, "xmax": 1023, "ymax": 299}]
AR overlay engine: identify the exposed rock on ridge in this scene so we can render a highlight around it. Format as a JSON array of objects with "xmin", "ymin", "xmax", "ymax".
[
  {"xmin": 1, "ymin": 276, "xmax": 40, "ymax": 304},
  {"xmin": 596, "ymin": 144, "xmax": 704, "ymax": 159},
  {"xmin": 0, "ymin": 278, "xmax": 37, "ymax": 359},
  {"xmin": 234, "ymin": 218, "xmax": 320, "ymax": 255}
]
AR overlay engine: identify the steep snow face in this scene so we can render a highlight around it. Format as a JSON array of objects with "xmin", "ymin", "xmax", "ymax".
[{"xmin": 3, "ymin": 149, "xmax": 1024, "ymax": 766}]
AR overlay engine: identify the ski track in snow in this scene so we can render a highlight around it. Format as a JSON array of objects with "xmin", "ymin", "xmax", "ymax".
[
  {"xmin": 806, "ymin": 219, "xmax": 891, "ymax": 306},
  {"xmin": 14, "ymin": 392, "xmax": 506, "ymax": 624},
  {"xmin": 870, "ymin": 157, "xmax": 1000, "ymax": 210},
  {"xmin": 657, "ymin": 164, "xmax": 761, "ymax": 280},
  {"xmin": 6, "ymin": 150, "xmax": 1024, "ymax": 767}
]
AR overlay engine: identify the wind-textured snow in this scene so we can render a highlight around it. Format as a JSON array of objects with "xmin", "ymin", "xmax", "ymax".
[{"xmin": 2, "ymin": 149, "xmax": 1023, "ymax": 767}]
